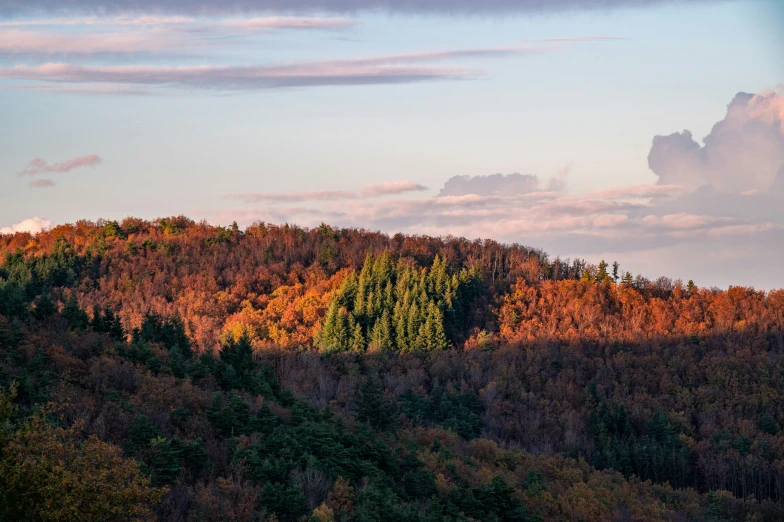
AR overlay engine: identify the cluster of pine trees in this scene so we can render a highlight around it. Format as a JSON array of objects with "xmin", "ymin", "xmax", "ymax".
[{"xmin": 317, "ymin": 253, "xmax": 480, "ymax": 353}]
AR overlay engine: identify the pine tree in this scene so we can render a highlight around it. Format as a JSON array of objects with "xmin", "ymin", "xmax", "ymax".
[
  {"xmin": 349, "ymin": 316, "xmax": 364, "ymax": 352},
  {"xmin": 318, "ymin": 301, "xmax": 351, "ymax": 354},
  {"xmin": 32, "ymin": 294, "xmax": 56, "ymax": 320},
  {"xmin": 62, "ymin": 296, "xmax": 89, "ymax": 330},
  {"xmin": 421, "ymin": 303, "xmax": 448, "ymax": 351},
  {"xmin": 597, "ymin": 260, "xmax": 610, "ymax": 282},
  {"xmin": 356, "ymin": 372, "xmax": 393, "ymax": 431},
  {"xmin": 368, "ymin": 310, "xmax": 393, "ymax": 352}
]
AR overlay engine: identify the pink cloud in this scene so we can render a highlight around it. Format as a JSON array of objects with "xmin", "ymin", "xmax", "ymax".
[
  {"xmin": 18, "ymin": 154, "xmax": 102, "ymax": 176},
  {"xmin": 0, "ymin": 15, "xmax": 356, "ymax": 30},
  {"xmin": 228, "ymin": 180, "xmax": 430, "ymax": 203},
  {"xmin": 227, "ymin": 190, "xmax": 358, "ymax": 203},
  {"xmin": 0, "ymin": 16, "xmax": 197, "ymax": 27},
  {"xmin": 0, "ymin": 61, "xmax": 477, "ymax": 90},
  {"xmin": 0, "ymin": 40, "xmax": 613, "ymax": 91},
  {"xmin": 218, "ymin": 17, "xmax": 357, "ymax": 30},
  {"xmin": 28, "ymin": 178, "xmax": 55, "ymax": 188},
  {"xmin": 0, "ymin": 29, "xmax": 184, "ymax": 55},
  {"xmin": 586, "ymin": 184, "xmax": 682, "ymax": 200}
]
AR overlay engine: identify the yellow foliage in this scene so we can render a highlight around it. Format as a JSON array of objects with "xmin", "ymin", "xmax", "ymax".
[
  {"xmin": 311, "ymin": 503, "xmax": 335, "ymax": 522},
  {"xmin": 0, "ymin": 416, "xmax": 164, "ymax": 521}
]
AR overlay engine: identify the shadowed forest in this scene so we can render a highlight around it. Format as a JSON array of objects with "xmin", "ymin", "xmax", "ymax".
[{"xmin": 1, "ymin": 216, "xmax": 783, "ymax": 521}]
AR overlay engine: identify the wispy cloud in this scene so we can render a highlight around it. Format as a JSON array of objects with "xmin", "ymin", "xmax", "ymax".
[
  {"xmin": 0, "ymin": 82, "xmax": 155, "ymax": 95},
  {"xmin": 227, "ymin": 180, "xmax": 430, "ymax": 203},
  {"xmin": 0, "ymin": 0, "xmax": 721, "ymax": 17},
  {"xmin": 0, "ymin": 61, "xmax": 477, "ymax": 90},
  {"xmin": 0, "ymin": 29, "xmax": 186, "ymax": 55},
  {"xmin": 28, "ymin": 178, "xmax": 55, "ymax": 189},
  {"xmin": 17, "ymin": 154, "xmax": 102, "ymax": 176},
  {"xmin": 0, "ymin": 15, "xmax": 356, "ymax": 30},
  {"xmin": 217, "ymin": 16, "xmax": 357, "ymax": 30},
  {"xmin": 360, "ymin": 181, "xmax": 428, "ymax": 197},
  {"xmin": 0, "ymin": 43, "xmax": 566, "ymax": 91},
  {"xmin": 227, "ymin": 190, "xmax": 358, "ymax": 203},
  {"xmin": 0, "ymin": 15, "xmax": 359, "ymax": 56}
]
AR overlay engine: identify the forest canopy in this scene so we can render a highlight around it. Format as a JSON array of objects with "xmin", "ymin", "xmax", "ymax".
[{"xmin": 1, "ymin": 216, "xmax": 783, "ymax": 521}]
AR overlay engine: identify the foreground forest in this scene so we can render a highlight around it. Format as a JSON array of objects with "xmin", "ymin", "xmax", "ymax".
[{"xmin": 1, "ymin": 216, "xmax": 783, "ymax": 521}]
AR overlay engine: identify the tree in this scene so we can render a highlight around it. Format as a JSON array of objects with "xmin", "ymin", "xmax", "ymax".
[
  {"xmin": 0, "ymin": 416, "xmax": 164, "ymax": 521},
  {"xmin": 62, "ymin": 296, "xmax": 89, "ymax": 330},
  {"xmin": 597, "ymin": 261, "xmax": 610, "ymax": 282},
  {"xmin": 356, "ymin": 372, "xmax": 393, "ymax": 431}
]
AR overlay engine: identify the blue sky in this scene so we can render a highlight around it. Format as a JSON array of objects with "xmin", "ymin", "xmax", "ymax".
[{"xmin": 0, "ymin": 0, "xmax": 782, "ymax": 288}]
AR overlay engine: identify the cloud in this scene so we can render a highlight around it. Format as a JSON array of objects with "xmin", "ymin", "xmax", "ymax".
[
  {"xmin": 217, "ymin": 16, "xmax": 357, "ymax": 30},
  {"xmin": 0, "ymin": 16, "xmax": 198, "ymax": 27},
  {"xmin": 227, "ymin": 190, "xmax": 358, "ymax": 203},
  {"xmin": 0, "ymin": 216, "xmax": 52, "ymax": 235},
  {"xmin": 0, "ymin": 82, "xmax": 154, "ymax": 95},
  {"xmin": 0, "ymin": 61, "xmax": 476, "ymax": 91},
  {"xmin": 360, "ymin": 181, "xmax": 427, "ymax": 197},
  {"xmin": 0, "ymin": 0, "xmax": 720, "ymax": 16},
  {"xmin": 648, "ymin": 87, "xmax": 784, "ymax": 193},
  {"xmin": 0, "ymin": 29, "xmax": 184, "ymax": 55},
  {"xmin": 0, "ymin": 41, "xmax": 615, "ymax": 91},
  {"xmin": 213, "ymin": 88, "xmax": 784, "ymax": 289},
  {"xmin": 0, "ymin": 15, "xmax": 356, "ymax": 30},
  {"xmin": 28, "ymin": 178, "xmax": 55, "ymax": 188},
  {"xmin": 17, "ymin": 154, "xmax": 102, "ymax": 176},
  {"xmin": 227, "ymin": 180, "xmax": 429, "ymax": 203},
  {"xmin": 438, "ymin": 173, "xmax": 540, "ymax": 197},
  {"xmin": 0, "ymin": 17, "xmax": 358, "ymax": 56},
  {"xmin": 438, "ymin": 171, "xmax": 568, "ymax": 197}
]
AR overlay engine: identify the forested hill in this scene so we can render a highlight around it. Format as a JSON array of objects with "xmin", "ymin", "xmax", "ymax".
[{"xmin": 1, "ymin": 216, "xmax": 783, "ymax": 521}]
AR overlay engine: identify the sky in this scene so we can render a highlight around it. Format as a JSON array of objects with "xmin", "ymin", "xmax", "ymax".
[{"xmin": 0, "ymin": 0, "xmax": 782, "ymax": 289}]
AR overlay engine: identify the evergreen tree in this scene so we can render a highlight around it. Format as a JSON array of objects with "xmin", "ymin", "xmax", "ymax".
[
  {"xmin": 62, "ymin": 296, "xmax": 89, "ymax": 330},
  {"xmin": 32, "ymin": 294, "xmax": 56, "ymax": 320},
  {"xmin": 318, "ymin": 252, "xmax": 477, "ymax": 354},
  {"xmin": 597, "ymin": 260, "xmax": 610, "ymax": 282},
  {"xmin": 356, "ymin": 372, "xmax": 393, "ymax": 431},
  {"xmin": 368, "ymin": 310, "xmax": 393, "ymax": 352}
]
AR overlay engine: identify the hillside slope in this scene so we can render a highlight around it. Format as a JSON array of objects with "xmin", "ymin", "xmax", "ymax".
[{"xmin": 1, "ymin": 217, "xmax": 783, "ymax": 521}]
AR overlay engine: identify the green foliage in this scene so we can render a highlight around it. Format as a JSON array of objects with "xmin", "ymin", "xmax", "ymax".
[
  {"xmin": 62, "ymin": 295, "xmax": 89, "ymax": 330},
  {"xmin": 102, "ymin": 220, "xmax": 125, "ymax": 239},
  {"xmin": 0, "ymin": 382, "xmax": 18, "ymax": 448},
  {"xmin": 0, "ymin": 416, "xmax": 164, "ymax": 521},
  {"xmin": 590, "ymin": 402, "xmax": 691, "ymax": 488},
  {"xmin": 400, "ymin": 387, "xmax": 482, "ymax": 439},
  {"xmin": 132, "ymin": 313, "xmax": 191, "ymax": 358},
  {"xmin": 205, "ymin": 226, "xmax": 233, "ymax": 247},
  {"xmin": 761, "ymin": 412, "xmax": 778, "ymax": 435},
  {"xmin": 355, "ymin": 372, "xmax": 394, "ymax": 432},
  {"xmin": 317, "ymin": 253, "xmax": 479, "ymax": 353}
]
